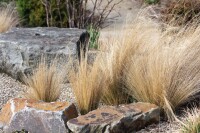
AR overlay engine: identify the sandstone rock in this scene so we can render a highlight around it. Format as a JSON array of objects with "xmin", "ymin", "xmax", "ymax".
[
  {"xmin": 67, "ymin": 102, "xmax": 160, "ymax": 133},
  {"xmin": 0, "ymin": 27, "xmax": 85, "ymax": 80},
  {"xmin": 0, "ymin": 98, "xmax": 78, "ymax": 133}
]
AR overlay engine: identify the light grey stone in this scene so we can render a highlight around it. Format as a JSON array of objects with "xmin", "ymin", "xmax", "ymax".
[{"xmin": 0, "ymin": 27, "xmax": 85, "ymax": 80}]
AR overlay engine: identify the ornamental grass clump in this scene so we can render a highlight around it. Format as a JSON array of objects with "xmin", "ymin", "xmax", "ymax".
[
  {"xmin": 23, "ymin": 58, "xmax": 64, "ymax": 102},
  {"xmin": 0, "ymin": 4, "xmax": 18, "ymax": 33},
  {"xmin": 69, "ymin": 53, "xmax": 105, "ymax": 115},
  {"xmin": 100, "ymin": 18, "xmax": 160, "ymax": 105},
  {"xmin": 125, "ymin": 22, "xmax": 200, "ymax": 121}
]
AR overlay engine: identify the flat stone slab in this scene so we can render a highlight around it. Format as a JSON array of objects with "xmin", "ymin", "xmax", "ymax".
[
  {"xmin": 0, "ymin": 98, "xmax": 78, "ymax": 133},
  {"xmin": 67, "ymin": 102, "xmax": 160, "ymax": 133},
  {"xmin": 0, "ymin": 27, "xmax": 85, "ymax": 79}
]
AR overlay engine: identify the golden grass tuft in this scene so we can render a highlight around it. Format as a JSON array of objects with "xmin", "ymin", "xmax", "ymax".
[
  {"xmin": 0, "ymin": 5, "xmax": 18, "ymax": 33},
  {"xmin": 69, "ymin": 54, "xmax": 106, "ymax": 115},
  {"xmin": 100, "ymin": 37, "xmax": 133, "ymax": 105},
  {"xmin": 179, "ymin": 108, "xmax": 200, "ymax": 133},
  {"xmin": 125, "ymin": 21, "xmax": 200, "ymax": 120},
  {"xmin": 22, "ymin": 58, "xmax": 64, "ymax": 102},
  {"xmin": 100, "ymin": 18, "xmax": 161, "ymax": 105}
]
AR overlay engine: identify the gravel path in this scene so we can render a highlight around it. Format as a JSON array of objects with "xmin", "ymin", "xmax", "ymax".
[
  {"xmin": 58, "ymin": 83, "xmax": 76, "ymax": 103},
  {"xmin": 0, "ymin": 74, "xmax": 27, "ymax": 110}
]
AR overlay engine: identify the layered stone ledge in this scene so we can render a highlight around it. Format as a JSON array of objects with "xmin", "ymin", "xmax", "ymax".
[{"xmin": 67, "ymin": 102, "xmax": 160, "ymax": 133}]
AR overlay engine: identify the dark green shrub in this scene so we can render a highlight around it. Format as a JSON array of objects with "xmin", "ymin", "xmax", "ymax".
[
  {"xmin": 16, "ymin": 0, "xmax": 46, "ymax": 27},
  {"xmin": 16, "ymin": 0, "xmax": 67, "ymax": 27},
  {"xmin": 47, "ymin": 0, "xmax": 68, "ymax": 27}
]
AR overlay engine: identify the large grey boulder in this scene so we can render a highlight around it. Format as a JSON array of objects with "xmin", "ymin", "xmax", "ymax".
[{"xmin": 0, "ymin": 27, "xmax": 85, "ymax": 80}]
